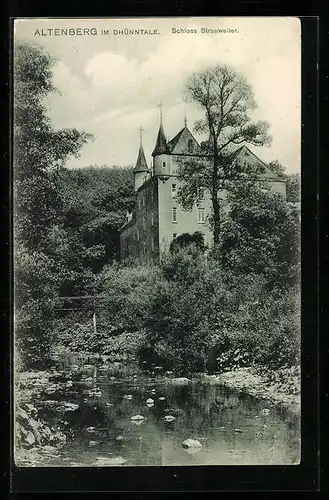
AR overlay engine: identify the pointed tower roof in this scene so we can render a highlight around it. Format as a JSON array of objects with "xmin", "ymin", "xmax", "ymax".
[
  {"xmin": 167, "ymin": 126, "xmax": 202, "ymax": 155},
  {"xmin": 152, "ymin": 123, "xmax": 168, "ymax": 156},
  {"xmin": 134, "ymin": 144, "xmax": 149, "ymax": 173}
]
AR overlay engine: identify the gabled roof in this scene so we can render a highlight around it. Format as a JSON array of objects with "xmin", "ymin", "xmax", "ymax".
[
  {"xmin": 152, "ymin": 123, "xmax": 168, "ymax": 156},
  {"xmin": 230, "ymin": 145, "xmax": 284, "ymax": 181},
  {"xmin": 134, "ymin": 144, "xmax": 149, "ymax": 173},
  {"xmin": 167, "ymin": 126, "xmax": 202, "ymax": 155}
]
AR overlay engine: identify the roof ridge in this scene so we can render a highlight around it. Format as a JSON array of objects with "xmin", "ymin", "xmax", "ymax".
[{"xmin": 231, "ymin": 145, "xmax": 283, "ymax": 180}]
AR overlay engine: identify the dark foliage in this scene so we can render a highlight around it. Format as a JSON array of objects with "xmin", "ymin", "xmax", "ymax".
[{"xmin": 169, "ymin": 231, "xmax": 206, "ymax": 253}]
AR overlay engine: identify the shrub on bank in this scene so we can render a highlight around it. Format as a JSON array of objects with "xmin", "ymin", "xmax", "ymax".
[{"xmin": 54, "ymin": 246, "xmax": 300, "ymax": 374}]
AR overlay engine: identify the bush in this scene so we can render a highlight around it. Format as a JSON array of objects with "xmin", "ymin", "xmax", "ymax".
[
  {"xmin": 53, "ymin": 246, "xmax": 300, "ymax": 375},
  {"xmin": 170, "ymin": 231, "xmax": 207, "ymax": 253},
  {"xmin": 147, "ymin": 251, "xmax": 300, "ymax": 373}
]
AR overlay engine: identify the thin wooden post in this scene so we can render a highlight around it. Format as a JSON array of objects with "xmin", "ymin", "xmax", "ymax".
[{"xmin": 92, "ymin": 297, "xmax": 97, "ymax": 335}]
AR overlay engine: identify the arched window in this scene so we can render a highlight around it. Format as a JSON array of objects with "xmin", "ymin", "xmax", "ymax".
[{"xmin": 188, "ymin": 139, "xmax": 194, "ymax": 152}]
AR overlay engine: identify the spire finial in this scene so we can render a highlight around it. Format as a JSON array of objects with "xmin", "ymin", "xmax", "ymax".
[
  {"xmin": 139, "ymin": 127, "xmax": 144, "ymax": 146},
  {"xmin": 184, "ymin": 114, "xmax": 187, "ymax": 127},
  {"xmin": 158, "ymin": 101, "xmax": 163, "ymax": 124}
]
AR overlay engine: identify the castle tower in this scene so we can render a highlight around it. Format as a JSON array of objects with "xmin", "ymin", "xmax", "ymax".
[
  {"xmin": 152, "ymin": 104, "xmax": 170, "ymax": 176},
  {"xmin": 133, "ymin": 128, "xmax": 150, "ymax": 191}
]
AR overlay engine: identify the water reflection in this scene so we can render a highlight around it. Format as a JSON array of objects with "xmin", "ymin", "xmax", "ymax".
[{"xmin": 39, "ymin": 355, "xmax": 300, "ymax": 466}]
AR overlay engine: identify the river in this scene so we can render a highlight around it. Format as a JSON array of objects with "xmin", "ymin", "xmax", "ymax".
[{"xmin": 36, "ymin": 355, "xmax": 300, "ymax": 466}]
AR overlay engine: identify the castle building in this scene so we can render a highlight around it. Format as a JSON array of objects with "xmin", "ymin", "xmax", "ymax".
[{"xmin": 120, "ymin": 119, "xmax": 286, "ymax": 262}]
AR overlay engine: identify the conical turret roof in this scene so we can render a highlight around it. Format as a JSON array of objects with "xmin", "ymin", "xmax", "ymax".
[
  {"xmin": 152, "ymin": 123, "xmax": 168, "ymax": 156},
  {"xmin": 134, "ymin": 144, "xmax": 149, "ymax": 173}
]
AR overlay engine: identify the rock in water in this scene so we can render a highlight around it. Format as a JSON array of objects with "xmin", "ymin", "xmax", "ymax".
[
  {"xmin": 86, "ymin": 426, "xmax": 96, "ymax": 433},
  {"xmin": 123, "ymin": 394, "xmax": 133, "ymax": 400},
  {"xmin": 163, "ymin": 415, "xmax": 176, "ymax": 422},
  {"xmin": 170, "ymin": 377, "xmax": 191, "ymax": 385},
  {"xmin": 158, "ymin": 397, "xmax": 166, "ymax": 401},
  {"xmin": 146, "ymin": 398, "xmax": 154, "ymax": 404},
  {"xmin": 130, "ymin": 415, "xmax": 145, "ymax": 421},
  {"xmin": 64, "ymin": 402, "xmax": 79, "ymax": 412},
  {"xmin": 182, "ymin": 439, "xmax": 203, "ymax": 450},
  {"xmin": 92, "ymin": 456, "xmax": 127, "ymax": 466}
]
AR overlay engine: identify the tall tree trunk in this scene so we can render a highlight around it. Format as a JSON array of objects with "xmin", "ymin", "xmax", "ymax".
[
  {"xmin": 212, "ymin": 191, "xmax": 220, "ymax": 246},
  {"xmin": 212, "ymin": 146, "xmax": 220, "ymax": 246}
]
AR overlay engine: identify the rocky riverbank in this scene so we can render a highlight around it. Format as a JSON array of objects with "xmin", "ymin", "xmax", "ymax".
[
  {"xmin": 202, "ymin": 365, "xmax": 300, "ymax": 415},
  {"xmin": 14, "ymin": 370, "xmax": 71, "ymax": 467}
]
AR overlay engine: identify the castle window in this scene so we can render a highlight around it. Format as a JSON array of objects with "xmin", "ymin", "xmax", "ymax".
[
  {"xmin": 173, "ymin": 233, "xmax": 177, "ymax": 239},
  {"xmin": 151, "ymin": 211, "xmax": 154, "ymax": 226},
  {"xmin": 151, "ymin": 236, "xmax": 155, "ymax": 252},
  {"xmin": 162, "ymin": 161, "xmax": 166, "ymax": 167},
  {"xmin": 188, "ymin": 139, "xmax": 194, "ymax": 152},
  {"xmin": 143, "ymin": 213, "xmax": 147, "ymax": 228},
  {"xmin": 197, "ymin": 208, "xmax": 205, "ymax": 223},
  {"xmin": 137, "ymin": 229, "xmax": 140, "ymax": 242},
  {"xmin": 171, "ymin": 183, "xmax": 177, "ymax": 198},
  {"xmin": 151, "ymin": 189, "xmax": 154, "ymax": 202},
  {"xmin": 172, "ymin": 207, "xmax": 177, "ymax": 223}
]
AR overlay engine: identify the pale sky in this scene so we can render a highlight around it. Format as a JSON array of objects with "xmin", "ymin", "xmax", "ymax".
[{"xmin": 14, "ymin": 17, "xmax": 301, "ymax": 173}]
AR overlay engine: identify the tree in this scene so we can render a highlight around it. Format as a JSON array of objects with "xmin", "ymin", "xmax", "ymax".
[
  {"xmin": 58, "ymin": 165, "xmax": 136, "ymax": 273},
  {"xmin": 286, "ymin": 173, "xmax": 300, "ymax": 203},
  {"xmin": 14, "ymin": 42, "xmax": 92, "ymax": 250},
  {"xmin": 268, "ymin": 161, "xmax": 300, "ymax": 203},
  {"xmin": 267, "ymin": 160, "xmax": 286, "ymax": 177},
  {"xmin": 178, "ymin": 65, "xmax": 271, "ymax": 246},
  {"xmin": 217, "ymin": 184, "xmax": 300, "ymax": 290},
  {"xmin": 14, "ymin": 42, "xmax": 92, "ymax": 368}
]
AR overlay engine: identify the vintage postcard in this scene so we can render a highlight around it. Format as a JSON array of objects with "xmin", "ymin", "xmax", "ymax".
[{"xmin": 13, "ymin": 17, "xmax": 301, "ymax": 467}]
